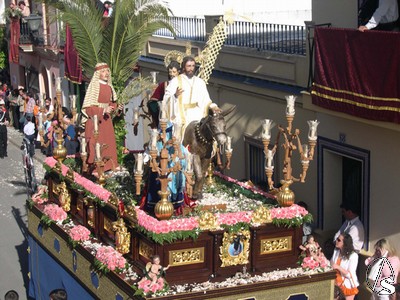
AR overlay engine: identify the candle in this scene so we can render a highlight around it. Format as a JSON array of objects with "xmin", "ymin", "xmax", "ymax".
[
  {"xmin": 151, "ymin": 128, "xmax": 158, "ymax": 150},
  {"xmin": 133, "ymin": 107, "xmax": 139, "ymax": 125},
  {"xmin": 160, "ymin": 101, "xmax": 167, "ymax": 120},
  {"xmin": 285, "ymin": 95, "xmax": 296, "ymax": 116},
  {"xmin": 261, "ymin": 119, "xmax": 275, "ymax": 140},
  {"xmin": 39, "ymin": 93, "xmax": 44, "ymax": 107},
  {"xmin": 70, "ymin": 95, "xmax": 76, "ymax": 109},
  {"xmin": 95, "ymin": 143, "xmax": 101, "ymax": 160},
  {"xmin": 170, "ymin": 98, "xmax": 175, "ymax": 120},
  {"xmin": 266, "ymin": 149, "xmax": 275, "ymax": 169},
  {"xmin": 38, "ymin": 113, "xmax": 43, "ymax": 130},
  {"xmin": 226, "ymin": 136, "xmax": 232, "ymax": 151},
  {"xmin": 81, "ymin": 137, "xmax": 87, "ymax": 154},
  {"xmin": 307, "ymin": 120, "xmax": 319, "ymax": 140},
  {"xmin": 56, "ymin": 77, "xmax": 62, "ymax": 91},
  {"xmin": 150, "ymin": 71, "xmax": 159, "ymax": 84},
  {"xmin": 173, "ymin": 121, "xmax": 182, "ymax": 141},
  {"xmin": 302, "ymin": 144, "xmax": 309, "ymax": 160},
  {"xmin": 93, "ymin": 115, "xmax": 98, "ymax": 132},
  {"xmin": 136, "ymin": 153, "xmax": 143, "ymax": 172},
  {"xmin": 186, "ymin": 151, "xmax": 193, "ymax": 172}
]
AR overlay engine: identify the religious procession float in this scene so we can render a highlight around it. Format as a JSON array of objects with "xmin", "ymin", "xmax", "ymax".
[{"xmin": 27, "ymin": 14, "xmax": 335, "ymax": 300}]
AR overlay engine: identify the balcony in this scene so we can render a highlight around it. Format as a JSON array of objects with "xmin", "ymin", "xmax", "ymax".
[
  {"xmin": 19, "ymin": 15, "xmax": 44, "ymax": 48},
  {"xmin": 153, "ymin": 16, "xmax": 307, "ymax": 56}
]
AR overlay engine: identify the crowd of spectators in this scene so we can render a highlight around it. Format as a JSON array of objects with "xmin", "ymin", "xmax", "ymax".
[{"xmin": 1, "ymin": 83, "xmax": 80, "ymax": 158}]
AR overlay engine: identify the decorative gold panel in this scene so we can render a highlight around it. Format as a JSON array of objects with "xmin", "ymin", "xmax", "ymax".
[
  {"xmin": 52, "ymin": 181, "xmax": 71, "ymax": 212},
  {"xmin": 139, "ymin": 241, "xmax": 154, "ymax": 260},
  {"xmin": 168, "ymin": 247, "xmax": 205, "ymax": 266},
  {"xmin": 112, "ymin": 218, "xmax": 130, "ymax": 254},
  {"xmin": 219, "ymin": 230, "xmax": 250, "ymax": 267},
  {"xmin": 103, "ymin": 217, "xmax": 115, "ymax": 240},
  {"xmin": 260, "ymin": 236, "xmax": 292, "ymax": 255}
]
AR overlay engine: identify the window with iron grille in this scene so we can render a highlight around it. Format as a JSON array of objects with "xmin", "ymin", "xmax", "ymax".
[{"xmin": 244, "ymin": 134, "xmax": 278, "ymax": 192}]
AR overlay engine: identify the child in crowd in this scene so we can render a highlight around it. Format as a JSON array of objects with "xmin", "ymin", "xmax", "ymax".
[
  {"xmin": 23, "ymin": 115, "xmax": 35, "ymax": 157},
  {"xmin": 63, "ymin": 114, "xmax": 79, "ymax": 156}
]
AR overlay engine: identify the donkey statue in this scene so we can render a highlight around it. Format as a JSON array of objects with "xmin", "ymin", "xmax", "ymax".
[{"xmin": 183, "ymin": 104, "xmax": 236, "ymax": 199}]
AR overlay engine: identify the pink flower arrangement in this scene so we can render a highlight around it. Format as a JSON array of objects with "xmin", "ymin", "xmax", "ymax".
[
  {"xmin": 214, "ymin": 171, "xmax": 275, "ymax": 199},
  {"xmin": 44, "ymin": 158, "xmax": 111, "ymax": 203},
  {"xmin": 74, "ymin": 173, "xmax": 111, "ymax": 203},
  {"xmin": 138, "ymin": 277, "xmax": 165, "ymax": 295},
  {"xmin": 301, "ymin": 256, "xmax": 319, "ymax": 270},
  {"xmin": 270, "ymin": 204, "xmax": 308, "ymax": 219},
  {"xmin": 217, "ymin": 211, "xmax": 252, "ymax": 225},
  {"xmin": 44, "ymin": 156, "xmax": 57, "ymax": 168},
  {"xmin": 95, "ymin": 246, "xmax": 126, "ymax": 271},
  {"xmin": 43, "ymin": 203, "xmax": 68, "ymax": 222},
  {"xmin": 31, "ymin": 186, "xmax": 48, "ymax": 205},
  {"xmin": 300, "ymin": 256, "xmax": 329, "ymax": 271},
  {"xmin": 136, "ymin": 207, "xmax": 199, "ymax": 233},
  {"xmin": 44, "ymin": 157, "xmax": 69, "ymax": 176},
  {"xmin": 69, "ymin": 225, "xmax": 91, "ymax": 242}
]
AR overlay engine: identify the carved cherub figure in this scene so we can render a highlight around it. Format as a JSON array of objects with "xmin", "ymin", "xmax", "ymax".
[
  {"xmin": 299, "ymin": 235, "xmax": 327, "ymax": 264},
  {"xmin": 140, "ymin": 255, "xmax": 170, "ymax": 287}
]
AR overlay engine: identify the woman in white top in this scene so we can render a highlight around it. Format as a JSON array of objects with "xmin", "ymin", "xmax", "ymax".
[{"xmin": 331, "ymin": 233, "xmax": 359, "ymax": 300}]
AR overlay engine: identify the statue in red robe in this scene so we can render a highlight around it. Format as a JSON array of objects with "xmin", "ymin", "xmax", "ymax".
[{"xmin": 81, "ymin": 63, "xmax": 119, "ymax": 172}]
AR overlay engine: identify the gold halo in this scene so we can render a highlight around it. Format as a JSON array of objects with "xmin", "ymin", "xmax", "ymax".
[{"xmin": 164, "ymin": 50, "xmax": 185, "ymax": 68}]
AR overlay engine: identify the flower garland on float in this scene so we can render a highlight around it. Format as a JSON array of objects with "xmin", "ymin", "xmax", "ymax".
[{"xmin": 42, "ymin": 157, "xmax": 313, "ymax": 244}]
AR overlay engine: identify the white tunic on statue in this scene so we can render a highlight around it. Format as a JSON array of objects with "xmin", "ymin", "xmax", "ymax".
[{"xmin": 163, "ymin": 74, "xmax": 211, "ymax": 135}]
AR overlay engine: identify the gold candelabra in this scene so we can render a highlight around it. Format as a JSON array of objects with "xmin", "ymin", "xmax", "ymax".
[
  {"xmin": 135, "ymin": 123, "xmax": 191, "ymax": 220},
  {"xmin": 207, "ymin": 140, "xmax": 233, "ymax": 186},
  {"xmin": 52, "ymin": 82, "xmax": 67, "ymax": 162},
  {"xmin": 262, "ymin": 95, "xmax": 319, "ymax": 207}
]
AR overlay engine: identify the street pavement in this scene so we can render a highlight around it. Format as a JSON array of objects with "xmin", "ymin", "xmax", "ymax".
[{"xmin": 0, "ymin": 126, "xmax": 45, "ymax": 299}]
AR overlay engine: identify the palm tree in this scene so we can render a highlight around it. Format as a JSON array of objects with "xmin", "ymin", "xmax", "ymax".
[
  {"xmin": 43, "ymin": 0, "xmax": 174, "ymax": 87},
  {"xmin": 42, "ymin": 0, "xmax": 175, "ymax": 165}
]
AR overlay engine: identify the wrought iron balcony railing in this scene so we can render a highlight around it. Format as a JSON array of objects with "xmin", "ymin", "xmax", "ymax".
[{"xmin": 153, "ymin": 16, "xmax": 306, "ymax": 55}]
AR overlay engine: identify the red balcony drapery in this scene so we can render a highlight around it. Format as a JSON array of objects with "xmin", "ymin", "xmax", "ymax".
[
  {"xmin": 64, "ymin": 25, "xmax": 82, "ymax": 84},
  {"xmin": 9, "ymin": 18, "xmax": 20, "ymax": 63},
  {"xmin": 311, "ymin": 27, "xmax": 400, "ymax": 124}
]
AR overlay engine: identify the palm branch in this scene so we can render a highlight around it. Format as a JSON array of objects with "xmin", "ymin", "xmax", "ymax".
[{"xmin": 42, "ymin": 0, "xmax": 175, "ymax": 86}]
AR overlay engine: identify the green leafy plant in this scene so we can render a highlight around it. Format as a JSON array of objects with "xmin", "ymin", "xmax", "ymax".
[
  {"xmin": 67, "ymin": 237, "xmax": 79, "ymax": 249},
  {"xmin": 40, "ymin": 214, "xmax": 54, "ymax": 228},
  {"xmin": 3, "ymin": 7, "xmax": 22, "ymax": 21},
  {"xmin": 63, "ymin": 157, "xmax": 82, "ymax": 173},
  {"xmin": 204, "ymin": 176, "xmax": 278, "ymax": 206},
  {"xmin": 272, "ymin": 213, "xmax": 313, "ymax": 228},
  {"xmin": 105, "ymin": 174, "xmax": 138, "ymax": 205},
  {"xmin": 93, "ymin": 258, "xmax": 111, "ymax": 275},
  {"xmin": 42, "ymin": 0, "xmax": 174, "ymax": 83},
  {"xmin": 0, "ymin": 26, "xmax": 8, "ymax": 70},
  {"xmin": 136, "ymin": 225, "xmax": 200, "ymax": 245}
]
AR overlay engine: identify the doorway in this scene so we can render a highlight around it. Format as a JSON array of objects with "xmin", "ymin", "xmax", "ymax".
[{"xmin": 317, "ymin": 137, "xmax": 369, "ymax": 249}]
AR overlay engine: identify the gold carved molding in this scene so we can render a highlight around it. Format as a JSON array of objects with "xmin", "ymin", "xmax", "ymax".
[
  {"xmin": 219, "ymin": 230, "xmax": 250, "ymax": 267},
  {"xmin": 112, "ymin": 218, "xmax": 130, "ymax": 254},
  {"xmin": 260, "ymin": 236, "xmax": 292, "ymax": 255},
  {"xmin": 251, "ymin": 206, "xmax": 272, "ymax": 224},
  {"xmin": 103, "ymin": 217, "xmax": 114, "ymax": 235},
  {"xmin": 168, "ymin": 247, "xmax": 204, "ymax": 267},
  {"xmin": 139, "ymin": 241, "xmax": 154, "ymax": 260},
  {"xmin": 198, "ymin": 211, "xmax": 220, "ymax": 231},
  {"xmin": 52, "ymin": 181, "xmax": 71, "ymax": 212}
]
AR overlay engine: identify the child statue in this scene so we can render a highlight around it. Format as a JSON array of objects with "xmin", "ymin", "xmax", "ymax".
[
  {"xmin": 299, "ymin": 234, "xmax": 328, "ymax": 265},
  {"xmin": 139, "ymin": 255, "xmax": 170, "ymax": 287}
]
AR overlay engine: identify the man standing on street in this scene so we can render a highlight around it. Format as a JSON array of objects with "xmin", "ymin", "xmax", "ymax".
[
  {"xmin": 334, "ymin": 203, "xmax": 365, "ymax": 253},
  {"xmin": 0, "ymin": 99, "xmax": 10, "ymax": 158}
]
